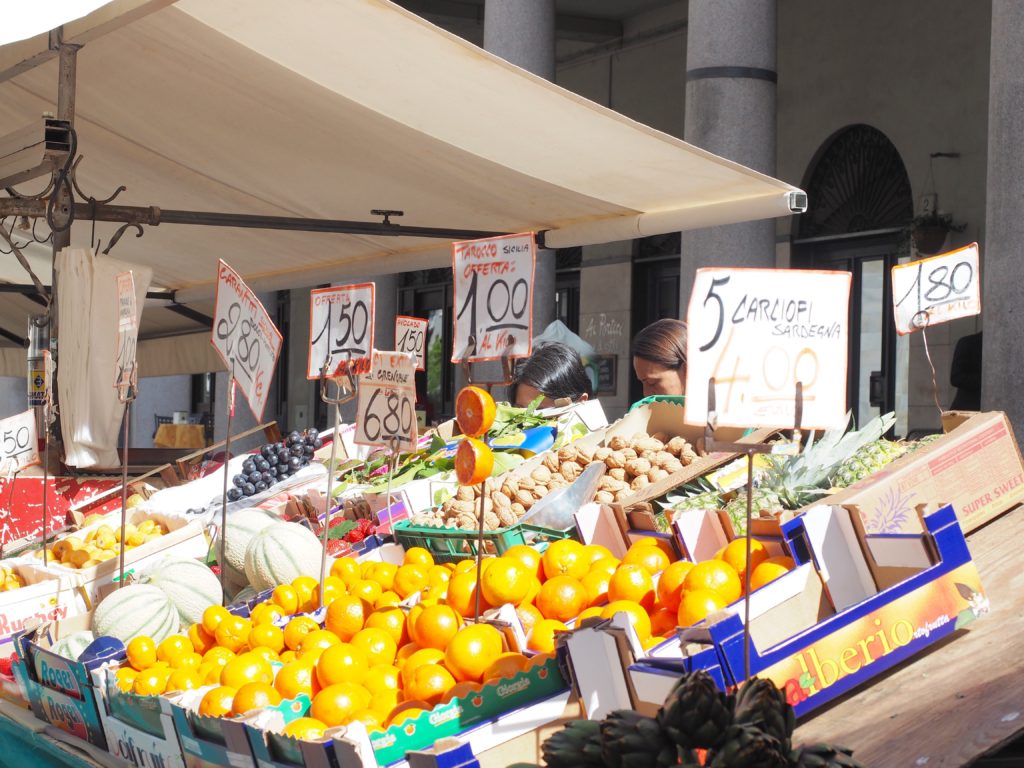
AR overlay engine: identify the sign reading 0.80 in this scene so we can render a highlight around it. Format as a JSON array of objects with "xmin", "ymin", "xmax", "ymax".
[
  {"xmin": 308, "ymin": 283, "xmax": 375, "ymax": 379},
  {"xmin": 395, "ymin": 315, "xmax": 428, "ymax": 372},
  {"xmin": 684, "ymin": 268, "xmax": 851, "ymax": 430},
  {"xmin": 452, "ymin": 232, "xmax": 535, "ymax": 362},
  {"xmin": 355, "ymin": 351, "xmax": 418, "ymax": 452},
  {"xmin": 212, "ymin": 260, "xmax": 283, "ymax": 420},
  {"xmin": 892, "ymin": 242, "xmax": 980, "ymax": 335}
]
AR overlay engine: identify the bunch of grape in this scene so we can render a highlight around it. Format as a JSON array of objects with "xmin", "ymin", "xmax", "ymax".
[{"xmin": 226, "ymin": 429, "xmax": 322, "ymax": 501}]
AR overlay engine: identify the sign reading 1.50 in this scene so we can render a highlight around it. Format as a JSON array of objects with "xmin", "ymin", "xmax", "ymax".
[
  {"xmin": 892, "ymin": 243, "xmax": 981, "ymax": 335},
  {"xmin": 308, "ymin": 283, "xmax": 375, "ymax": 379},
  {"xmin": 684, "ymin": 268, "xmax": 851, "ymax": 430},
  {"xmin": 452, "ymin": 233, "xmax": 535, "ymax": 362},
  {"xmin": 395, "ymin": 316, "xmax": 428, "ymax": 372}
]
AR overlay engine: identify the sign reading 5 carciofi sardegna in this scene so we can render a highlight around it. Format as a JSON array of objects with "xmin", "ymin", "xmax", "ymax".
[{"xmin": 684, "ymin": 267, "xmax": 852, "ymax": 430}]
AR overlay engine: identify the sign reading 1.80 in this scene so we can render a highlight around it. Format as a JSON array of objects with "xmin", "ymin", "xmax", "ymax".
[{"xmin": 684, "ymin": 268, "xmax": 851, "ymax": 430}]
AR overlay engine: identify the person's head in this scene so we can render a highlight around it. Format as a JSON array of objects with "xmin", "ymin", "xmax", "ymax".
[
  {"xmin": 511, "ymin": 342, "xmax": 592, "ymax": 409},
  {"xmin": 632, "ymin": 318, "xmax": 687, "ymax": 397}
]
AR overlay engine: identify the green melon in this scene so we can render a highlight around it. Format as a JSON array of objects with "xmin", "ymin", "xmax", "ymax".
[
  {"xmin": 244, "ymin": 522, "xmax": 325, "ymax": 592},
  {"xmin": 222, "ymin": 508, "xmax": 280, "ymax": 586},
  {"xmin": 52, "ymin": 631, "xmax": 95, "ymax": 661},
  {"xmin": 92, "ymin": 584, "xmax": 180, "ymax": 644},
  {"xmin": 146, "ymin": 556, "xmax": 223, "ymax": 626}
]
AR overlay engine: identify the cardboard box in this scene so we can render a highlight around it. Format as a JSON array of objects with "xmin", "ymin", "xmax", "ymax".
[
  {"xmin": 170, "ymin": 687, "xmax": 257, "ymax": 768},
  {"xmin": 98, "ymin": 667, "xmax": 186, "ymax": 768},
  {"xmin": 0, "ymin": 561, "xmax": 90, "ymax": 657}
]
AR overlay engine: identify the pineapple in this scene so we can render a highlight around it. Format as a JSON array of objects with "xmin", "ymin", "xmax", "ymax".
[
  {"xmin": 723, "ymin": 487, "xmax": 784, "ymax": 535},
  {"xmin": 831, "ymin": 438, "xmax": 906, "ymax": 489},
  {"xmin": 667, "ymin": 478, "xmax": 724, "ymax": 516}
]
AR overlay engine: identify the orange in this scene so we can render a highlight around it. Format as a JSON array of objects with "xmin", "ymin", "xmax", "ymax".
[
  {"xmin": 351, "ymin": 579, "xmax": 384, "ymax": 605},
  {"xmin": 311, "ymin": 683, "xmax": 368, "ymax": 727},
  {"xmin": 375, "ymin": 591, "xmax": 402, "ymax": 609},
  {"xmin": 368, "ymin": 562, "xmax": 398, "ymax": 592},
  {"xmin": 405, "ymin": 663, "xmax": 456, "ymax": 705},
  {"xmin": 249, "ymin": 623, "xmax": 285, "ymax": 654},
  {"xmin": 330, "ymin": 557, "xmax": 361, "ymax": 588},
  {"xmin": 279, "ymin": 650, "xmax": 297, "ymax": 664},
  {"xmin": 188, "ymin": 624, "xmax": 216, "ymax": 656},
  {"xmin": 656, "ymin": 560, "xmax": 696, "ymax": 612},
  {"xmin": 272, "ymin": 584, "xmax": 300, "ymax": 614},
  {"xmin": 454, "ymin": 559, "xmax": 478, "ymax": 576},
  {"xmin": 157, "ymin": 635, "xmax": 194, "ymax": 666},
  {"xmin": 292, "ymin": 576, "xmax": 320, "ymax": 613},
  {"xmin": 115, "ymin": 667, "xmax": 138, "ymax": 693},
  {"xmin": 588, "ymin": 557, "xmax": 620, "ymax": 578},
  {"xmin": 576, "ymin": 606, "xmax": 605, "ymax": 624},
  {"xmin": 631, "ymin": 536, "xmax": 676, "ymax": 562},
  {"xmin": 133, "ymin": 667, "xmax": 171, "ymax": 696},
  {"xmin": 455, "ymin": 437, "xmax": 494, "ymax": 486},
  {"xmin": 299, "ymin": 629, "xmax": 342, "ymax": 660},
  {"xmin": 275, "ymin": 661, "xmax": 321, "ymax": 700},
  {"xmin": 198, "ymin": 685, "xmax": 237, "ymax": 718},
  {"xmin": 601, "ymin": 600, "xmax": 652, "ymax": 641},
  {"xmin": 522, "ymin": 576, "xmax": 543, "ymax": 606},
  {"xmin": 394, "ymin": 564, "xmax": 430, "ymax": 599},
  {"xmin": 325, "ymin": 596, "xmax": 367, "ymax": 641},
  {"xmin": 202, "ymin": 646, "xmax": 236, "ymax": 667},
  {"xmin": 282, "ymin": 717, "xmax": 328, "ymax": 741},
  {"xmin": 480, "ymin": 557, "xmax": 531, "ymax": 607},
  {"xmin": 683, "ymin": 560, "xmax": 742, "ymax": 605},
  {"xmin": 404, "ymin": 547, "xmax": 435, "ymax": 567},
  {"xmin": 721, "ymin": 538, "xmax": 770, "ymax": 581},
  {"xmin": 623, "ymin": 544, "xmax": 671, "ymax": 576},
  {"xmin": 365, "ymin": 606, "xmax": 409, "ymax": 646},
  {"xmin": 535, "ymin": 575, "xmax": 587, "ymax": 622},
  {"xmin": 541, "ymin": 539, "xmax": 588, "ymax": 580},
  {"xmin": 504, "ymin": 545, "xmax": 543, "ymax": 579},
  {"xmin": 401, "ymin": 648, "xmax": 446, "ymax": 687},
  {"xmin": 580, "ymin": 570, "xmax": 610, "ymax": 607},
  {"xmin": 197, "ymin": 663, "xmax": 225, "ymax": 685},
  {"xmin": 527, "ymin": 619, "xmax": 567, "ymax": 654},
  {"xmin": 515, "ymin": 603, "xmax": 543, "ymax": 636},
  {"xmin": 455, "ymin": 386, "xmax": 497, "ymax": 438},
  {"xmin": 352, "ymin": 709, "xmax": 383, "ymax": 731},
  {"xmin": 396, "ymin": 641, "xmax": 421, "ymax": 664},
  {"xmin": 443, "ymin": 623, "xmax": 503, "ymax": 683},
  {"xmin": 249, "ymin": 646, "xmax": 281, "ymax": 664},
  {"xmin": 649, "ymin": 607, "xmax": 678, "ymax": 637},
  {"xmin": 202, "ymin": 605, "xmax": 231, "ymax": 636},
  {"xmin": 412, "ymin": 604, "xmax": 462, "ymax": 650},
  {"xmin": 677, "ymin": 589, "xmax": 727, "ymax": 627},
  {"xmin": 370, "ymin": 691, "xmax": 400, "ymax": 719},
  {"xmin": 387, "ymin": 703, "xmax": 428, "ymax": 727},
  {"xmin": 426, "ymin": 565, "xmax": 452, "ymax": 589},
  {"xmin": 750, "ymin": 558, "xmax": 794, "ymax": 591},
  {"xmin": 581, "ymin": 544, "xmax": 614, "ymax": 570},
  {"xmin": 351, "ymin": 627, "xmax": 398, "ymax": 667},
  {"xmin": 214, "ymin": 615, "xmax": 252, "ymax": 653},
  {"xmin": 482, "ymin": 652, "xmax": 529, "ymax": 681},
  {"xmin": 316, "ymin": 642, "xmax": 368, "ymax": 687},
  {"xmin": 221, "ymin": 653, "xmax": 273, "ymax": 688},
  {"xmin": 363, "ymin": 665, "xmax": 401, "ymax": 696},
  {"xmin": 607, "ymin": 564, "xmax": 656, "ymax": 610},
  {"xmin": 177, "ymin": 652, "xmax": 203, "ymax": 671},
  {"xmin": 312, "ymin": 577, "xmax": 347, "ymax": 610},
  {"xmin": 441, "ymin": 681, "xmax": 481, "ymax": 704},
  {"xmin": 232, "ymin": 682, "xmax": 281, "ymax": 715},
  {"xmin": 250, "ymin": 603, "xmax": 284, "ymax": 626},
  {"xmin": 126, "ymin": 636, "xmax": 157, "ymax": 672},
  {"xmin": 446, "ymin": 571, "xmax": 489, "ymax": 619}
]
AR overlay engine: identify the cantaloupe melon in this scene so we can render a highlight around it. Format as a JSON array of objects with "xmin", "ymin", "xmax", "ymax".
[
  {"xmin": 93, "ymin": 584, "xmax": 180, "ymax": 644},
  {"xmin": 231, "ymin": 585, "xmax": 258, "ymax": 605},
  {"xmin": 146, "ymin": 556, "xmax": 223, "ymax": 626},
  {"xmin": 222, "ymin": 508, "xmax": 280, "ymax": 585},
  {"xmin": 52, "ymin": 631, "xmax": 95, "ymax": 661},
  {"xmin": 244, "ymin": 522, "xmax": 325, "ymax": 592}
]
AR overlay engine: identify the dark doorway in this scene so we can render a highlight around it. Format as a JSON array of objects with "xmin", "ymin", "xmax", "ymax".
[
  {"xmin": 630, "ymin": 233, "xmax": 682, "ymax": 404},
  {"xmin": 399, "ymin": 269, "xmax": 455, "ymax": 424}
]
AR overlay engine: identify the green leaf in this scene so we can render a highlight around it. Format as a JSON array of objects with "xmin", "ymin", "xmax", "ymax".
[
  {"xmin": 429, "ymin": 434, "xmax": 447, "ymax": 454},
  {"xmin": 954, "ymin": 608, "xmax": 976, "ymax": 630},
  {"xmin": 326, "ymin": 520, "xmax": 358, "ymax": 540}
]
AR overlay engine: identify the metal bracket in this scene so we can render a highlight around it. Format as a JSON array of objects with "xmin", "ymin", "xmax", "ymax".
[
  {"xmin": 704, "ymin": 377, "xmax": 803, "ymax": 455},
  {"xmin": 456, "ymin": 335, "xmax": 517, "ymax": 392},
  {"xmin": 370, "ymin": 209, "xmax": 403, "ymax": 226},
  {"xmin": 319, "ymin": 359, "xmax": 359, "ymax": 405}
]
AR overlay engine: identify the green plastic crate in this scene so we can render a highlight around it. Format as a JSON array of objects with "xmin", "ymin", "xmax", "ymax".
[{"xmin": 392, "ymin": 519, "xmax": 577, "ymax": 563}]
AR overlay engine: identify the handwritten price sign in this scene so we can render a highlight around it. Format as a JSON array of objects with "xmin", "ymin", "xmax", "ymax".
[
  {"xmin": 684, "ymin": 268, "xmax": 851, "ymax": 430},
  {"xmin": 452, "ymin": 233, "xmax": 535, "ymax": 362},
  {"xmin": 308, "ymin": 283, "xmax": 375, "ymax": 379},
  {"xmin": 212, "ymin": 260, "xmax": 283, "ymax": 420},
  {"xmin": 0, "ymin": 409, "xmax": 39, "ymax": 474},
  {"xmin": 892, "ymin": 243, "xmax": 980, "ymax": 335},
  {"xmin": 113, "ymin": 271, "xmax": 138, "ymax": 392},
  {"xmin": 395, "ymin": 316, "xmax": 428, "ymax": 371},
  {"xmin": 355, "ymin": 351, "xmax": 418, "ymax": 451}
]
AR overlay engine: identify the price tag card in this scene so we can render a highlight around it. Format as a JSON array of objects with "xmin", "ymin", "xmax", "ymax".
[
  {"xmin": 395, "ymin": 315, "xmax": 428, "ymax": 371},
  {"xmin": 354, "ymin": 350, "xmax": 418, "ymax": 451},
  {"xmin": 212, "ymin": 260, "xmax": 283, "ymax": 420},
  {"xmin": 113, "ymin": 271, "xmax": 139, "ymax": 391},
  {"xmin": 684, "ymin": 268, "xmax": 851, "ymax": 430},
  {"xmin": 0, "ymin": 409, "xmax": 39, "ymax": 473},
  {"xmin": 892, "ymin": 242, "xmax": 980, "ymax": 335},
  {"xmin": 308, "ymin": 283, "xmax": 375, "ymax": 379},
  {"xmin": 452, "ymin": 232, "xmax": 535, "ymax": 362}
]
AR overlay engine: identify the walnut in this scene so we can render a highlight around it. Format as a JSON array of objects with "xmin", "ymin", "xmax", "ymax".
[
  {"xmin": 593, "ymin": 447, "xmax": 612, "ymax": 462},
  {"xmin": 631, "ymin": 432, "xmax": 649, "ymax": 441},
  {"xmin": 547, "ymin": 476, "xmax": 569, "ymax": 490},
  {"xmin": 680, "ymin": 448, "xmax": 699, "ymax": 465},
  {"xmin": 531, "ymin": 466, "xmax": 553, "ymax": 484},
  {"xmin": 560, "ymin": 461, "xmax": 582, "ymax": 482},
  {"xmin": 491, "ymin": 491, "xmax": 512, "ymax": 509},
  {"xmin": 608, "ymin": 436, "xmax": 629, "ymax": 451},
  {"xmin": 575, "ymin": 444, "xmax": 596, "ymax": 464},
  {"xmin": 515, "ymin": 489, "xmax": 535, "ymax": 507},
  {"xmin": 533, "ymin": 485, "xmax": 549, "ymax": 499},
  {"xmin": 647, "ymin": 467, "xmax": 669, "ymax": 483},
  {"xmin": 639, "ymin": 450, "xmax": 658, "ymax": 462},
  {"xmin": 484, "ymin": 510, "xmax": 501, "ymax": 530},
  {"xmin": 630, "ymin": 474, "xmax": 651, "ymax": 492},
  {"xmin": 666, "ymin": 436, "xmax": 689, "ymax": 457},
  {"xmin": 511, "ymin": 502, "xmax": 527, "ymax": 518},
  {"xmin": 635, "ymin": 437, "xmax": 665, "ymax": 454},
  {"xmin": 456, "ymin": 486, "xmax": 475, "ymax": 502},
  {"xmin": 662, "ymin": 458, "xmax": 685, "ymax": 475},
  {"xmin": 542, "ymin": 452, "xmax": 561, "ymax": 473},
  {"xmin": 599, "ymin": 477, "xmax": 628, "ymax": 494},
  {"xmin": 449, "ymin": 500, "xmax": 476, "ymax": 516},
  {"xmin": 496, "ymin": 506, "xmax": 517, "ymax": 527},
  {"xmin": 651, "ymin": 431, "xmax": 669, "ymax": 443},
  {"xmin": 456, "ymin": 513, "xmax": 477, "ymax": 529},
  {"xmin": 621, "ymin": 447, "xmax": 638, "ymax": 462},
  {"xmin": 624, "ymin": 458, "xmax": 652, "ymax": 477},
  {"xmin": 605, "ymin": 451, "xmax": 627, "ymax": 470},
  {"xmin": 517, "ymin": 475, "xmax": 537, "ymax": 491},
  {"xmin": 594, "ymin": 490, "xmax": 615, "ymax": 505},
  {"xmin": 501, "ymin": 481, "xmax": 519, "ymax": 500},
  {"xmin": 613, "ymin": 488, "xmax": 635, "ymax": 503},
  {"xmin": 608, "ymin": 467, "xmax": 627, "ymax": 482}
]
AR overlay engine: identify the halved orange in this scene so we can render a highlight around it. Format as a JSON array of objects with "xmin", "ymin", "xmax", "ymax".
[
  {"xmin": 456, "ymin": 386, "xmax": 496, "ymax": 438},
  {"xmin": 455, "ymin": 437, "xmax": 494, "ymax": 486}
]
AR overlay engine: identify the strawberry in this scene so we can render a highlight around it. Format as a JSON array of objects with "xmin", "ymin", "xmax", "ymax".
[{"xmin": 0, "ymin": 653, "xmax": 14, "ymax": 677}]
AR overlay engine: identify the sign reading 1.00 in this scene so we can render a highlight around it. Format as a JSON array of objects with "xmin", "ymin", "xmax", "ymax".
[
  {"xmin": 395, "ymin": 315, "xmax": 428, "ymax": 372},
  {"xmin": 684, "ymin": 267, "xmax": 851, "ymax": 430},
  {"xmin": 892, "ymin": 243, "xmax": 980, "ymax": 335},
  {"xmin": 452, "ymin": 233, "xmax": 535, "ymax": 362},
  {"xmin": 355, "ymin": 351, "xmax": 418, "ymax": 452},
  {"xmin": 308, "ymin": 283, "xmax": 375, "ymax": 379},
  {"xmin": 212, "ymin": 260, "xmax": 283, "ymax": 420}
]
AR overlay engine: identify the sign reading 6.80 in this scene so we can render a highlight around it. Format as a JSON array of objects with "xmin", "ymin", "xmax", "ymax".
[
  {"xmin": 355, "ymin": 351, "xmax": 418, "ymax": 452},
  {"xmin": 684, "ymin": 268, "xmax": 851, "ymax": 430},
  {"xmin": 452, "ymin": 233, "xmax": 535, "ymax": 362}
]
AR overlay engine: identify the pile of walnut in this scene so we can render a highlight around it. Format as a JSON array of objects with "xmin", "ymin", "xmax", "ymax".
[{"xmin": 415, "ymin": 432, "xmax": 700, "ymax": 531}]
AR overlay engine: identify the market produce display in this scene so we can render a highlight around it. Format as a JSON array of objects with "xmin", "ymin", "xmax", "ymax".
[
  {"xmin": 226, "ymin": 429, "xmax": 322, "ymax": 501},
  {"xmin": 30, "ymin": 518, "xmax": 169, "ymax": 568},
  {"xmin": 0, "ymin": 565, "xmax": 24, "ymax": 591}
]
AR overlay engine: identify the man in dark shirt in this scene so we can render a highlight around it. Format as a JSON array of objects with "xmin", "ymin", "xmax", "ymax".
[{"xmin": 950, "ymin": 332, "xmax": 982, "ymax": 411}]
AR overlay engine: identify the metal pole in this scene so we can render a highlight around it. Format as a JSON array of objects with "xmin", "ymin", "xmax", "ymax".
[
  {"xmin": 474, "ymin": 478, "xmax": 488, "ymax": 621},
  {"xmin": 117, "ymin": 400, "xmax": 131, "ymax": 587},
  {"xmin": 743, "ymin": 449, "xmax": 754, "ymax": 682},
  {"xmin": 219, "ymin": 366, "xmax": 235, "ymax": 605},
  {"xmin": 318, "ymin": 400, "xmax": 341, "ymax": 607},
  {"xmin": 41, "ymin": 399, "xmax": 50, "ymax": 567}
]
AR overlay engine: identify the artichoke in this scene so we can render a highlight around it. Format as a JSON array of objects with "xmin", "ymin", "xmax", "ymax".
[
  {"xmin": 706, "ymin": 723, "xmax": 788, "ymax": 768},
  {"xmin": 541, "ymin": 719, "xmax": 604, "ymax": 768},
  {"xmin": 733, "ymin": 677, "xmax": 796, "ymax": 751},
  {"xmin": 657, "ymin": 670, "xmax": 734, "ymax": 750},
  {"xmin": 599, "ymin": 710, "xmax": 678, "ymax": 768},
  {"xmin": 790, "ymin": 743, "xmax": 868, "ymax": 768}
]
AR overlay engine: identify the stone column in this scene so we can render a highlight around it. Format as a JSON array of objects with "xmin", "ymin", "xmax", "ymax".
[
  {"xmin": 484, "ymin": 0, "xmax": 557, "ymax": 342},
  {"xmin": 679, "ymin": 0, "xmax": 778, "ymax": 310},
  {"xmin": 982, "ymin": 1, "xmax": 1024, "ymax": 433}
]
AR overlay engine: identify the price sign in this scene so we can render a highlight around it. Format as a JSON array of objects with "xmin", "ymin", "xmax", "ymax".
[
  {"xmin": 0, "ymin": 409, "xmax": 39, "ymax": 474},
  {"xmin": 892, "ymin": 242, "xmax": 980, "ymax": 335},
  {"xmin": 354, "ymin": 350, "xmax": 418, "ymax": 451},
  {"xmin": 113, "ymin": 271, "xmax": 138, "ymax": 392},
  {"xmin": 212, "ymin": 260, "xmax": 283, "ymax": 420},
  {"xmin": 684, "ymin": 267, "xmax": 851, "ymax": 430},
  {"xmin": 452, "ymin": 232, "xmax": 535, "ymax": 362},
  {"xmin": 308, "ymin": 283, "xmax": 375, "ymax": 379},
  {"xmin": 395, "ymin": 315, "xmax": 428, "ymax": 371}
]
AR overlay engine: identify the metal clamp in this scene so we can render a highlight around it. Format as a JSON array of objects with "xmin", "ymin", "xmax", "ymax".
[{"xmin": 457, "ymin": 335, "xmax": 517, "ymax": 392}]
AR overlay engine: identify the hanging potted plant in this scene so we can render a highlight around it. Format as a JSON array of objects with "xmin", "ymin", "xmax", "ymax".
[{"xmin": 910, "ymin": 210, "xmax": 965, "ymax": 256}]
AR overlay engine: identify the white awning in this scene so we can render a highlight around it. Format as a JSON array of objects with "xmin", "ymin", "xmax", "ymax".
[{"xmin": 0, "ymin": 0, "xmax": 804, "ymax": 362}]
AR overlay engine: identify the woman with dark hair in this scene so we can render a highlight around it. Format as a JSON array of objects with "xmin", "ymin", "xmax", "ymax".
[
  {"xmin": 632, "ymin": 318, "xmax": 687, "ymax": 397},
  {"xmin": 510, "ymin": 342, "xmax": 593, "ymax": 408}
]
